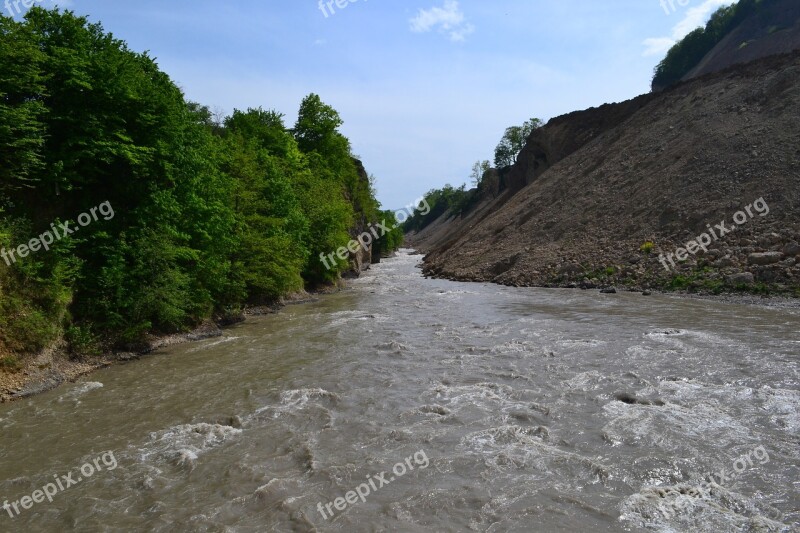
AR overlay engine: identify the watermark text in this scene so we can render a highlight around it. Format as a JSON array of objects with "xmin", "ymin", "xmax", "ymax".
[
  {"xmin": 658, "ymin": 197, "xmax": 769, "ymax": 271},
  {"xmin": 1, "ymin": 201, "xmax": 115, "ymax": 267},
  {"xmin": 3, "ymin": 451, "xmax": 118, "ymax": 519},
  {"xmin": 316, "ymin": 449, "xmax": 429, "ymax": 520}
]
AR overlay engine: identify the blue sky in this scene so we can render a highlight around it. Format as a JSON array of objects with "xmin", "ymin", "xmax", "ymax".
[{"xmin": 8, "ymin": 0, "xmax": 734, "ymax": 208}]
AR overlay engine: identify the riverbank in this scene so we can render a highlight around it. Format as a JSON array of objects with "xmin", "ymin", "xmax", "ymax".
[
  {"xmin": 421, "ymin": 250, "xmax": 800, "ymax": 309},
  {"xmin": 0, "ymin": 288, "xmax": 333, "ymax": 404},
  {"xmin": 422, "ymin": 253, "xmax": 800, "ymax": 307}
]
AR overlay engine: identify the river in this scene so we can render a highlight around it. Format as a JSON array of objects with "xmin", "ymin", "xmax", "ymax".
[{"xmin": 0, "ymin": 250, "xmax": 798, "ymax": 532}]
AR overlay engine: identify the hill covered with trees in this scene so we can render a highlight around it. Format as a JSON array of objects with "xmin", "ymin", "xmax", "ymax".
[{"xmin": 0, "ymin": 8, "xmax": 393, "ymax": 368}]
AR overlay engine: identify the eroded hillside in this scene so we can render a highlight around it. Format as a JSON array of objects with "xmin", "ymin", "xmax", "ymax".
[{"xmin": 412, "ymin": 51, "xmax": 800, "ymax": 294}]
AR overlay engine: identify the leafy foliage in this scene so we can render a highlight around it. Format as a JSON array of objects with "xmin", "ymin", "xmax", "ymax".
[
  {"xmin": 494, "ymin": 118, "xmax": 542, "ymax": 168},
  {"xmin": 374, "ymin": 210, "xmax": 404, "ymax": 256},
  {"xmin": 0, "ymin": 16, "xmax": 47, "ymax": 191},
  {"xmin": 405, "ymin": 117, "xmax": 543, "ymax": 233},
  {"xmin": 0, "ymin": 9, "xmax": 383, "ymax": 357}
]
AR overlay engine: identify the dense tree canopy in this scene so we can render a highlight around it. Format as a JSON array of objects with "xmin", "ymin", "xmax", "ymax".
[{"xmin": 0, "ymin": 8, "xmax": 393, "ymax": 360}]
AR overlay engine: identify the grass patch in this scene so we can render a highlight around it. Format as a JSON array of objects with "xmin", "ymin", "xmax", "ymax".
[
  {"xmin": 665, "ymin": 275, "xmax": 691, "ymax": 291},
  {"xmin": 0, "ymin": 302, "xmax": 59, "ymax": 354},
  {"xmin": 664, "ymin": 275, "xmax": 724, "ymax": 293},
  {"xmin": 663, "ymin": 267, "xmax": 724, "ymax": 294},
  {"xmin": 732, "ymin": 282, "xmax": 773, "ymax": 295},
  {"xmin": 0, "ymin": 355, "xmax": 22, "ymax": 372},
  {"xmin": 662, "ymin": 266, "xmax": 782, "ymax": 296},
  {"xmin": 583, "ymin": 266, "xmax": 617, "ymax": 280}
]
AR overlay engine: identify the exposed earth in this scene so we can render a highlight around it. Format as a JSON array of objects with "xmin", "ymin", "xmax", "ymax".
[{"xmin": 410, "ymin": 51, "xmax": 800, "ymax": 297}]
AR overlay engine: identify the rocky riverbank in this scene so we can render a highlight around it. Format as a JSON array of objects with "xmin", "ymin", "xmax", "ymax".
[{"xmin": 420, "ymin": 230, "xmax": 800, "ymax": 297}]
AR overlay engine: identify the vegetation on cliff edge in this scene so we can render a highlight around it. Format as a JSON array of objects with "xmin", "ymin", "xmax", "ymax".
[
  {"xmin": 0, "ymin": 8, "xmax": 395, "ymax": 359},
  {"xmin": 652, "ymin": 0, "xmax": 781, "ymax": 90}
]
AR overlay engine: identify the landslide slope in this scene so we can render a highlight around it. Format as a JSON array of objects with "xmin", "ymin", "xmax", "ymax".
[
  {"xmin": 683, "ymin": 0, "xmax": 800, "ymax": 82},
  {"xmin": 419, "ymin": 52, "xmax": 800, "ymax": 293}
]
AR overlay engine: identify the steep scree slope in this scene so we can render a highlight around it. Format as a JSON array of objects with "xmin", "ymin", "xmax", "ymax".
[{"xmin": 417, "ymin": 52, "xmax": 800, "ymax": 293}]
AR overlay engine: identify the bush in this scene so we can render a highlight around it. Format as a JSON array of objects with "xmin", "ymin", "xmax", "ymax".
[
  {"xmin": 0, "ymin": 355, "xmax": 23, "ymax": 372},
  {"xmin": 65, "ymin": 325, "xmax": 101, "ymax": 357}
]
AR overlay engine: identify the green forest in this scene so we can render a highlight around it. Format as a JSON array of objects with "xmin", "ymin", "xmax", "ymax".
[{"xmin": 0, "ymin": 8, "xmax": 397, "ymax": 364}]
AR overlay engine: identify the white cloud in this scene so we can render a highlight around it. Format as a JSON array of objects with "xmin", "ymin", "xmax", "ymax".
[
  {"xmin": 642, "ymin": 37, "xmax": 678, "ymax": 57},
  {"xmin": 409, "ymin": 1, "xmax": 474, "ymax": 42},
  {"xmin": 642, "ymin": 0, "xmax": 736, "ymax": 57}
]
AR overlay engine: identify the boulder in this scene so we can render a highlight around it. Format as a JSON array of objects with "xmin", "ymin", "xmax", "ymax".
[
  {"xmin": 748, "ymin": 252, "xmax": 783, "ymax": 265},
  {"xmin": 713, "ymin": 257, "xmax": 738, "ymax": 268},
  {"xmin": 558, "ymin": 263, "xmax": 583, "ymax": 276},
  {"xmin": 758, "ymin": 233, "xmax": 782, "ymax": 246},
  {"xmin": 726, "ymin": 272, "xmax": 754, "ymax": 285},
  {"xmin": 783, "ymin": 241, "xmax": 800, "ymax": 257}
]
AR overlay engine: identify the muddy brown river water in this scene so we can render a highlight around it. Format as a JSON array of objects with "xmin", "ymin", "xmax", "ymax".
[{"xmin": 0, "ymin": 250, "xmax": 798, "ymax": 532}]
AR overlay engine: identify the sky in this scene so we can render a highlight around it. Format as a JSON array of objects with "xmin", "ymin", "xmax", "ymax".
[{"xmin": 6, "ymin": 0, "xmax": 735, "ymax": 208}]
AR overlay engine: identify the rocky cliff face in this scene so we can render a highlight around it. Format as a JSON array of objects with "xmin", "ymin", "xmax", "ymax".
[
  {"xmin": 411, "ymin": 51, "xmax": 800, "ymax": 295},
  {"xmin": 346, "ymin": 158, "xmax": 375, "ymax": 277}
]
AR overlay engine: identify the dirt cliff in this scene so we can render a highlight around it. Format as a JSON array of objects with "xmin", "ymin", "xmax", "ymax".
[{"xmin": 411, "ymin": 51, "xmax": 800, "ymax": 295}]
